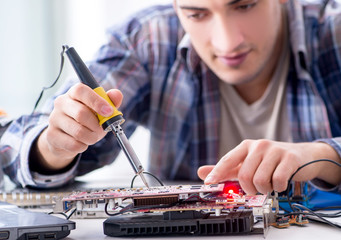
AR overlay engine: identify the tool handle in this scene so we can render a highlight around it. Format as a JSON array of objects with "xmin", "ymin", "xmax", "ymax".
[
  {"xmin": 64, "ymin": 46, "xmax": 124, "ymax": 131},
  {"xmin": 65, "ymin": 46, "xmax": 99, "ymax": 89}
]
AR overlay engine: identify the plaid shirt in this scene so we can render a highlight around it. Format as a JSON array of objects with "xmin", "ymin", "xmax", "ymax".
[{"xmin": 1, "ymin": 1, "xmax": 341, "ymax": 188}]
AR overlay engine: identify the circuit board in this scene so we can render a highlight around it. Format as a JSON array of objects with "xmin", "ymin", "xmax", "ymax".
[
  {"xmin": 54, "ymin": 181, "xmax": 270, "ymax": 221},
  {"xmin": 55, "ymin": 181, "xmax": 273, "ymax": 237},
  {"xmin": 59, "ymin": 181, "xmax": 266, "ymax": 212},
  {"xmin": 63, "ymin": 184, "xmax": 225, "ymax": 203}
]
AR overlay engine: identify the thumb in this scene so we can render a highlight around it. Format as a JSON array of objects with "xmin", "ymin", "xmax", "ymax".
[{"xmin": 107, "ymin": 89, "xmax": 123, "ymax": 108}]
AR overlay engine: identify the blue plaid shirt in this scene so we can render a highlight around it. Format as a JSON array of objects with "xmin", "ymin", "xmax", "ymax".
[{"xmin": 1, "ymin": 1, "xmax": 341, "ymax": 189}]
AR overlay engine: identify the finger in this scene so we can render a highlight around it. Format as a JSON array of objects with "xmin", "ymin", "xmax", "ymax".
[
  {"xmin": 197, "ymin": 165, "xmax": 215, "ymax": 180},
  {"xmin": 107, "ymin": 89, "xmax": 123, "ymax": 108},
  {"xmin": 237, "ymin": 140, "xmax": 276, "ymax": 194},
  {"xmin": 50, "ymin": 110, "xmax": 104, "ymax": 146},
  {"xmin": 237, "ymin": 153, "xmax": 262, "ymax": 195},
  {"xmin": 45, "ymin": 124, "xmax": 88, "ymax": 155},
  {"xmin": 198, "ymin": 165, "xmax": 240, "ymax": 183},
  {"xmin": 68, "ymin": 83, "xmax": 114, "ymax": 117},
  {"xmin": 252, "ymin": 153, "xmax": 281, "ymax": 194},
  {"xmin": 204, "ymin": 142, "xmax": 249, "ymax": 184},
  {"xmin": 54, "ymin": 95, "xmax": 104, "ymax": 134},
  {"xmin": 272, "ymin": 160, "xmax": 297, "ymax": 193}
]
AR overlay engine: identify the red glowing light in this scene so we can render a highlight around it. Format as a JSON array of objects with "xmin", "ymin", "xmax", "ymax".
[{"xmin": 222, "ymin": 181, "xmax": 244, "ymax": 195}]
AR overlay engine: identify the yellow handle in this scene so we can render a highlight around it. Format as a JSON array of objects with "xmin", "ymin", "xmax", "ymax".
[{"xmin": 93, "ymin": 87, "xmax": 123, "ymax": 126}]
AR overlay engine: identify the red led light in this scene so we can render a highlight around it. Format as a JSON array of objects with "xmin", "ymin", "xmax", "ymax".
[{"xmin": 222, "ymin": 181, "xmax": 244, "ymax": 196}]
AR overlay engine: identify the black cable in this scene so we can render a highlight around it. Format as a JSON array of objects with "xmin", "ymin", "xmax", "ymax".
[
  {"xmin": 313, "ymin": 206, "xmax": 341, "ymax": 212},
  {"xmin": 66, "ymin": 207, "xmax": 77, "ymax": 220},
  {"xmin": 32, "ymin": 45, "xmax": 67, "ymax": 114},
  {"xmin": 130, "ymin": 171, "xmax": 164, "ymax": 188},
  {"xmin": 48, "ymin": 211, "xmax": 68, "ymax": 219},
  {"xmin": 279, "ymin": 205, "xmax": 291, "ymax": 214},
  {"xmin": 283, "ymin": 159, "xmax": 341, "ymax": 229},
  {"xmin": 286, "ymin": 159, "xmax": 341, "ymax": 212},
  {"xmin": 291, "ymin": 203, "xmax": 341, "ymax": 229},
  {"xmin": 105, "ymin": 201, "xmax": 178, "ymax": 217},
  {"xmin": 48, "ymin": 207, "xmax": 77, "ymax": 220}
]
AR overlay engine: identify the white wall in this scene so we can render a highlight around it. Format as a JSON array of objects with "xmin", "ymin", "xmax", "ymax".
[{"xmin": 0, "ymin": 0, "xmax": 170, "ymax": 118}]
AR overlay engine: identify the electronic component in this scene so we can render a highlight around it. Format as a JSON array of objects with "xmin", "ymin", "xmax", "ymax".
[
  {"xmin": 103, "ymin": 210, "xmax": 259, "ymax": 237},
  {"xmin": 0, "ymin": 190, "xmax": 70, "ymax": 208},
  {"xmin": 54, "ymin": 181, "xmax": 275, "ymax": 237},
  {"xmin": 271, "ymin": 214, "xmax": 309, "ymax": 228},
  {"xmin": 57, "ymin": 183, "xmax": 226, "ymax": 212}
]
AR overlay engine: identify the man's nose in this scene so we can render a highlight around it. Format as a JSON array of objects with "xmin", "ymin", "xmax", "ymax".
[{"xmin": 211, "ymin": 16, "xmax": 245, "ymax": 54}]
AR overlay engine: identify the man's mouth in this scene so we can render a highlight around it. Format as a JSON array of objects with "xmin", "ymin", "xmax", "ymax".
[{"xmin": 217, "ymin": 51, "xmax": 250, "ymax": 68}]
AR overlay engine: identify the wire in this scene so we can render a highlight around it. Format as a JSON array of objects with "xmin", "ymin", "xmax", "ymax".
[
  {"xmin": 66, "ymin": 207, "xmax": 77, "ymax": 220},
  {"xmin": 48, "ymin": 207, "xmax": 77, "ymax": 220},
  {"xmin": 283, "ymin": 159, "xmax": 341, "ymax": 229},
  {"xmin": 130, "ymin": 171, "xmax": 164, "ymax": 188},
  {"xmin": 286, "ymin": 159, "xmax": 341, "ymax": 212},
  {"xmin": 48, "ymin": 211, "xmax": 68, "ymax": 219},
  {"xmin": 104, "ymin": 201, "xmax": 178, "ymax": 217},
  {"xmin": 31, "ymin": 45, "xmax": 67, "ymax": 114},
  {"xmin": 291, "ymin": 203, "xmax": 341, "ymax": 229}
]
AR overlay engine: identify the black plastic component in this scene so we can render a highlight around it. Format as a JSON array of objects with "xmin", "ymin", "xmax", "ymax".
[
  {"xmin": 18, "ymin": 230, "xmax": 70, "ymax": 240},
  {"xmin": 101, "ymin": 116, "xmax": 124, "ymax": 131},
  {"xmin": 103, "ymin": 210, "xmax": 257, "ymax": 237},
  {"xmin": 163, "ymin": 210, "xmax": 209, "ymax": 220},
  {"xmin": 134, "ymin": 195, "xmax": 179, "ymax": 207},
  {"xmin": 65, "ymin": 46, "xmax": 100, "ymax": 89},
  {"xmin": 0, "ymin": 231, "xmax": 9, "ymax": 239}
]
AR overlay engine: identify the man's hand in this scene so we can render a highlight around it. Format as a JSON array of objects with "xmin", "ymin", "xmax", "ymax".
[
  {"xmin": 197, "ymin": 140, "xmax": 341, "ymax": 194},
  {"xmin": 35, "ymin": 83, "xmax": 123, "ymax": 171}
]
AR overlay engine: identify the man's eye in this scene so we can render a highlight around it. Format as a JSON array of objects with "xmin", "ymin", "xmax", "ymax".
[
  {"xmin": 236, "ymin": 3, "xmax": 257, "ymax": 11},
  {"xmin": 187, "ymin": 12, "xmax": 207, "ymax": 20}
]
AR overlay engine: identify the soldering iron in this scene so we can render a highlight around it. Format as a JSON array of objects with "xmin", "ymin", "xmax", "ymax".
[{"xmin": 64, "ymin": 45, "xmax": 150, "ymax": 189}]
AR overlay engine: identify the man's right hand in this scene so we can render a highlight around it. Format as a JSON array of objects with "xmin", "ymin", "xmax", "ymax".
[{"xmin": 35, "ymin": 83, "xmax": 123, "ymax": 172}]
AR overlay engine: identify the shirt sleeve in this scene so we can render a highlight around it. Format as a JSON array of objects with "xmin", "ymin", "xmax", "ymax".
[
  {"xmin": 309, "ymin": 178, "xmax": 340, "ymax": 192},
  {"xmin": 312, "ymin": 138, "xmax": 341, "ymax": 193},
  {"xmin": 0, "ymin": 78, "xmax": 82, "ymax": 188}
]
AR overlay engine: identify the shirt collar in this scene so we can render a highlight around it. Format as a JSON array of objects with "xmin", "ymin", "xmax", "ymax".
[
  {"xmin": 286, "ymin": 0, "xmax": 326, "ymax": 81},
  {"xmin": 178, "ymin": 33, "xmax": 202, "ymax": 73}
]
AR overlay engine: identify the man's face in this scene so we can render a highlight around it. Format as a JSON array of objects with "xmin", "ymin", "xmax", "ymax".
[{"xmin": 174, "ymin": 0, "xmax": 287, "ymax": 86}]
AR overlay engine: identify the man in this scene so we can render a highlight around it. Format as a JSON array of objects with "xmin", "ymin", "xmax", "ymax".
[{"xmin": 1, "ymin": 0, "xmax": 341, "ymax": 194}]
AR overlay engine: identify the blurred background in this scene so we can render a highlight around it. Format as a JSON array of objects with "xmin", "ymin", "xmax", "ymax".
[{"xmin": 0, "ymin": 0, "xmax": 170, "ymax": 117}]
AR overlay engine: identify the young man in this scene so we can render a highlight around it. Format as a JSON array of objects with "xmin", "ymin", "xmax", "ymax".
[{"xmin": 1, "ymin": 0, "xmax": 341, "ymax": 194}]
